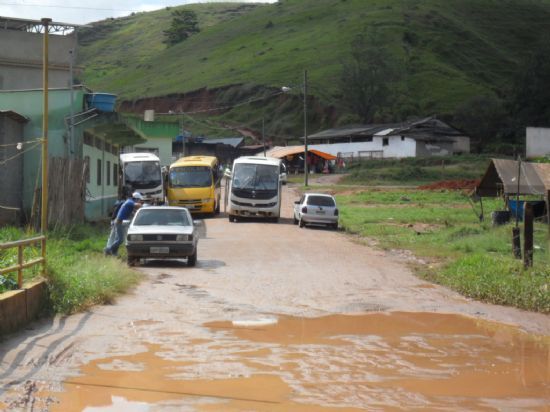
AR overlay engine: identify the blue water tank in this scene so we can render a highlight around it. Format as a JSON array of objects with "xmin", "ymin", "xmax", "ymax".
[{"xmin": 85, "ymin": 93, "xmax": 117, "ymax": 112}]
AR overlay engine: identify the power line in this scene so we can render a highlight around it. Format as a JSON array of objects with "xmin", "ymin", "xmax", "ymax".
[
  {"xmin": 0, "ymin": 138, "xmax": 42, "ymax": 148},
  {"xmin": 0, "ymin": 141, "xmax": 41, "ymax": 166},
  {"xmin": 0, "ymin": 1, "xmax": 138, "ymax": 13}
]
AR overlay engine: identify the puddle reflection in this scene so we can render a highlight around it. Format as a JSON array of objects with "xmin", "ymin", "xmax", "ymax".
[{"xmin": 46, "ymin": 312, "xmax": 549, "ymax": 411}]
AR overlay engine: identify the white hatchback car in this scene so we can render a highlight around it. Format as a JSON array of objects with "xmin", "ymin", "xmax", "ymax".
[{"xmin": 293, "ymin": 193, "xmax": 339, "ymax": 229}]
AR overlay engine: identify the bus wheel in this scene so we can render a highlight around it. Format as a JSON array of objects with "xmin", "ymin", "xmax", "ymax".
[{"xmin": 229, "ymin": 215, "xmax": 236, "ymax": 222}]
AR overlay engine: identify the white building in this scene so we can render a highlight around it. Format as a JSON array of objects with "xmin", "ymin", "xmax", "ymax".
[
  {"xmin": 306, "ymin": 117, "xmax": 470, "ymax": 159},
  {"xmin": 526, "ymin": 127, "xmax": 550, "ymax": 159}
]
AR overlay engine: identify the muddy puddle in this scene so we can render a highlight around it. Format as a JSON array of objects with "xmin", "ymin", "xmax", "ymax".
[{"xmin": 45, "ymin": 312, "xmax": 549, "ymax": 411}]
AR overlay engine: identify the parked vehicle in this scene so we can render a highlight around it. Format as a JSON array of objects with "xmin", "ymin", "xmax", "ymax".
[
  {"xmin": 125, "ymin": 206, "xmax": 198, "ymax": 266},
  {"xmin": 293, "ymin": 193, "xmax": 339, "ymax": 229},
  {"xmin": 226, "ymin": 156, "xmax": 284, "ymax": 222},
  {"xmin": 166, "ymin": 156, "xmax": 221, "ymax": 215},
  {"xmin": 119, "ymin": 153, "xmax": 164, "ymax": 203}
]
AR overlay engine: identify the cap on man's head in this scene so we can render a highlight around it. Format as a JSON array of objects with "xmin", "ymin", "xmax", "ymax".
[{"xmin": 132, "ymin": 192, "xmax": 144, "ymax": 200}]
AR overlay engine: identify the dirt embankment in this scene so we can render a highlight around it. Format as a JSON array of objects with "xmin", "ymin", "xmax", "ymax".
[
  {"xmin": 118, "ymin": 85, "xmax": 232, "ymax": 114},
  {"xmin": 418, "ymin": 179, "xmax": 480, "ymax": 191}
]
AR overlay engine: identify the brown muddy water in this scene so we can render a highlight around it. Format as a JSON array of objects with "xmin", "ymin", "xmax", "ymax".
[{"xmin": 46, "ymin": 312, "xmax": 549, "ymax": 411}]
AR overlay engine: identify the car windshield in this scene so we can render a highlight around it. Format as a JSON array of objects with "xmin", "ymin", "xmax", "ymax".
[
  {"xmin": 170, "ymin": 166, "xmax": 212, "ymax": 188},
  {"xmin": 233, "ymin": 163, "xmax": 278, "ymax": 190},
  {"xmin": 307, "ymin": 195, "xmax": 335, "ymax": 207},
  {"xmin": 124, "ymin": 161, "xmax": 161, "ymax": 186},
  {"xmin": 133, "ymin": 209, "xmax": 190, "ymax": 226}
]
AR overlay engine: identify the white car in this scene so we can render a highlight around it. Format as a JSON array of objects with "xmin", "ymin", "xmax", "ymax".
[
  {"xmin": 293, "ymin": 193, "xmax": 339, "ymax": 229},
  {"xmin": 125, "ymin": 206, "xmax": 198, "ymax": 266}
]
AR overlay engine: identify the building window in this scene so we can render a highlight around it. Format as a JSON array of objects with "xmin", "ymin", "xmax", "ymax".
[
  {"xmin": 352, "ymin": 136, "xmax": 373, "ymax": 143},
  {"xmin": 106, "ymin": 160, "xmax": 111, "ymax": 186},
  {"xmin": 97, "ymin": 159, "xmax": 102, "ymax": 185},
  {"xmin": 383, "ymin": 138, "xmax": 389, "ymax": 146},
  {"xmin": 84, "ymin": 156, "xmax": 90, "ymax": 183},
  {"xmin": 113, "ymin": 164, "xmax": 118, "ymax": 186}
]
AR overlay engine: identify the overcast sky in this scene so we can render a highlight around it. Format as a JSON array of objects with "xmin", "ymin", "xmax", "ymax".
[{"xmin": 0, "ymin": 0, "xmax": 276, "ymax": 25}]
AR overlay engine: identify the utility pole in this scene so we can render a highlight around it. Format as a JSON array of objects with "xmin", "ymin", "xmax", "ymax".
[
  {"xmin": 303, "ymin": 69, "xmax": 308, "ymax": 187},
  {"xmin": 41, "ymin": 18, "xmax": 51, "ymax": 233},
  {"xmin": 262, "ymin": 117, "xmax": 266, "ymax": 157},
  {"xmin": 69, "ymin": 48, "xmax": 74, "ymax": 155}
]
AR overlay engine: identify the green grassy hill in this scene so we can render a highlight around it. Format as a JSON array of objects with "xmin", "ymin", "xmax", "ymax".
[{"xmin": 76, "ymin": 0, "xmax": 550, "ymax": 138}]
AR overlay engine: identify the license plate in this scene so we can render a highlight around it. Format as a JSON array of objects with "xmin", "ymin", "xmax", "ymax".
[
  {"xmin": 316, "ymin": 211, "xmax": 325, "ymax": 215},
  {"xmin": 150, "ymin": 247, "xmax": 169, "ymax": 254}
]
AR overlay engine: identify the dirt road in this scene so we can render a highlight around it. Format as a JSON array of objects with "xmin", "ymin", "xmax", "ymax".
[{"xmin": 0, "ymin": 184, "xmax": 549, "ymax": 411}]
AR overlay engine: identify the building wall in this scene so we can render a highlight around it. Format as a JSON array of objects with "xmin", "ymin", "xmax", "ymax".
[
  {"xmin": 375, "ymin": 135, "xmax": 417, "ymax": 158},
  {"xmin": 453, "ymin": 136, "xmax": 470, "ymax": 154},
  {"xmin": 526, "ymin": 127, "xmax": 550, "ymax": 159},
  {"xmin": 83, "ymin": 141, "xmax": 119, "ymax": 221},
  {"xmin": 415, "ymin": 141, "xmax": 455, "ymax": 157},
  {"xmin": 0, "ymin": 116, "xmax": 25, "ymax": 224},
  {"xmin": 309, "ymin": 135, "xmax": 416, "ymax": 158},
  {"xmin": 0, "ymin": 29, "xmax": 76, "ymax": 90},
  {"xmin": 0, "ymin": 88, "xmax": 86, "ymax": 214},
  {"xmin": 125, "ymin": 136, "xmax": 173, "ymax": 167}
]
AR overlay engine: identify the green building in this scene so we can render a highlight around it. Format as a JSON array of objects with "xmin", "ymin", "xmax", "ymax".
[{"xmin": 0, "ymin": 86, "xmax": 143, "ymax": 223}]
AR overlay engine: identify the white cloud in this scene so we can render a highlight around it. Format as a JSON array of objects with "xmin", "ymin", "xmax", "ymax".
[{"xmin": 0, "ymin": 0, "xmax": 277, "ymax": 25}]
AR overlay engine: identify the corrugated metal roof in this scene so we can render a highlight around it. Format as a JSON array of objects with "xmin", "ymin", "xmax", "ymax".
[
  {"xmin": 307, "ymin": 117, "xmax": 465, "ymax": 143},
  {"xmin": 201, "ymin": 137, "xmax": 244, "ymax": 147},
  {"xmin": 476, "ymin": 158, "xmax": 550, "ymax": 196},
  {"xmin": 0, "ymin": 110, "xmax": 28, "ymax": 123}
]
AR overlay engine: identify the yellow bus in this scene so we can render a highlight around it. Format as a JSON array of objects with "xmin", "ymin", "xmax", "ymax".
[{"xmin": 166, "ymin": 156, "xmax": 221, "ymax": 215}]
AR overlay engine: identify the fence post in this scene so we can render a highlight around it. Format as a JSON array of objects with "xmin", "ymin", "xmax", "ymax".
[
  {"xmin": 512, "ymin": 227, "xmax": 522, "ymax": 259},
  {"xmin": 523, "ymin": 203, "xmax": 534, "ymax": 268},
  {"xmin": 17, "ymin": 244, "xmax": 23, "ymax": 288},
  {"xmin": 41, "ymin": 236, "xmax": 47, "ymax": 276}
]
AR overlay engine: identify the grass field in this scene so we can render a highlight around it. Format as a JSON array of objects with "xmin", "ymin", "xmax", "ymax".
[
  {"xmin": 0, "ymin": 225, "xmax": 141, "ymax": 314},
  {"xmin": 342, "ymin": 155, "xmax": 491, "ymax": 186},
  {"xmin": 77, "ymin": 0, "xmax": 550, "ymax": 131},
  {"xmin": 335, "ymin": 188, "xmax": 550, "ymax": 313}
]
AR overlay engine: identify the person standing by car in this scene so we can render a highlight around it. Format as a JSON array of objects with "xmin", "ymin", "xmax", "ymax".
[{"xmin": 104, "ymin": 192, "xmax": 144, "ymax": 256}]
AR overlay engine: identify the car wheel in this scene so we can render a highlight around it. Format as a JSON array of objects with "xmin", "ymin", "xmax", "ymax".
[
  {"xmin": 188, "ymin": 250, "xmax": 197, "ymax": 267},
  {"xmin": 271, "ymin": 217, "xmax": 279, "ymax": 223},
  {"xmin": 127, "ymin": 256, "xmax": 138, "ymax": 267},
  {"xmin": 299, "ymin": 219, "xmax": 305, "ymax": 228},
  {"xmin": 332, "ymin": 223, "xmax": 338, "ymax": 230},
  {"xmin": 229, "ymin": 215, "xmax": 235, "ymax": 222}
]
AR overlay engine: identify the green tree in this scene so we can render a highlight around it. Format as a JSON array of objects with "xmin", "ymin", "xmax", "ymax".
[
  {"xmin": 509, "ymin": 37, "xmax": 550, "ymax": 128},
  {"xmin": 340, "ymin": 28, "xmax": 400, "ymax": 123},
  {"xmin": 453, "ymin": 95, "xmax": 507, "ymax": 152},
  {"xmin": 163, "ymin": 10, "xmax": 200, "ymax": 46}
]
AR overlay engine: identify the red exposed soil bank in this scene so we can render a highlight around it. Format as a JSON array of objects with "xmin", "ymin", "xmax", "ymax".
[{"xmin": 418, "ymin": 179, "xmax": 480, "ymax": 191}]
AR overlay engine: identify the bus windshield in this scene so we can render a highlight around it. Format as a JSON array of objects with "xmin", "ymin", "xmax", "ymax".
[
  {"xmin": 170, "ymin": 166, "xmax": 212, "ymax": 188},
  {"xmin": 124, "ymin": 161, "xmax": 161, "ymax": 188},
  {"xmin": 233, "ymin": 164, "xmax": 279, "ymax": 191}
]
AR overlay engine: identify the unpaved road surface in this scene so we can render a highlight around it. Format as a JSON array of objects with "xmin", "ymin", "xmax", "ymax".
[{"xmin": 1, "ymin": 184, "xmax": 549, "ymax": 411}]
